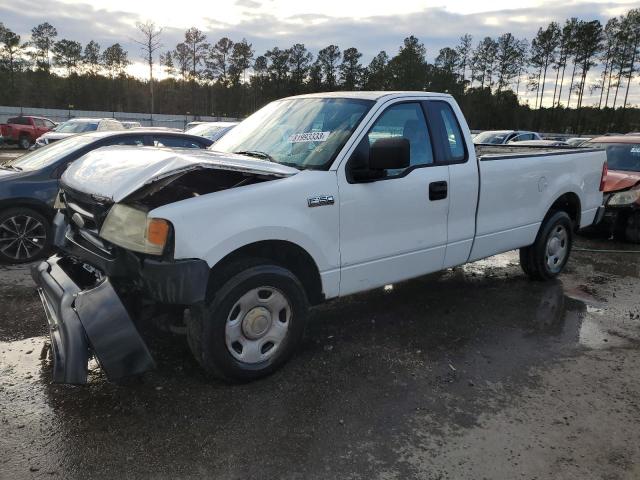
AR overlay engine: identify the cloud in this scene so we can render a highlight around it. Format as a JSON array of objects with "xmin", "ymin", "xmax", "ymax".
[
  {"xmin": 235, "ymin": 0, "xmax": 262, "ymax": 8},
  {"xmin": 1, "ymin": 0, "xmax": 638, "ymax": 105}
]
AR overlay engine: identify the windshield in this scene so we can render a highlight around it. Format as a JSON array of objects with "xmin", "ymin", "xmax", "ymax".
[
  {"xmin": 588, "ymin": 142, "xmax": 640, "ymax": 172},
  {"xmin": 213, "ymin": 98, "xmax": 374, "ymax": 170},
  {"xmin": 474, "ymin": 131, "xmax": 510, "ymax": 144},
  {"xmin": 6, "ymin": 136, "xmax": 94, "ymax": 171},
  {"xmin": 55, "ymin": 121, "xmax": 99, "ymax": 133}
]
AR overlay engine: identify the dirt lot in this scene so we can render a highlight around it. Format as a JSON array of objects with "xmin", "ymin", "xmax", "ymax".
[{"xmin": 1, "ymin": 237, "xmax": 640, "ymax": 479}]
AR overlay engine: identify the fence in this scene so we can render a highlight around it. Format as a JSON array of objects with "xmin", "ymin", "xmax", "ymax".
[{"xmin": 0, "ymin": 106, "xmax": 240, "ymax": 129}]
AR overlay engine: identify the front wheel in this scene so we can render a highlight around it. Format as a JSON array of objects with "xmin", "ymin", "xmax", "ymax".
[
  {"xmin": 187, "ymin": 260, "xmax": 308, "ymax": 382},
  {"xmin": 520, "ymin": 211, "xmax": 573, "ymax": 281},
  {"xmin": 0, "ymin": 207, "xmax": 51, "ymax": 264}
]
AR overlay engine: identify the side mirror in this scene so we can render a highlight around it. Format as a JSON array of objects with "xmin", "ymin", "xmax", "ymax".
[
  {"xmin": 369, "ymin": 137, "xmax": 410, "ymax": 171},
  {"xmin": 348, "ymin": 137, "xmax": 410, "ymax": 183}
]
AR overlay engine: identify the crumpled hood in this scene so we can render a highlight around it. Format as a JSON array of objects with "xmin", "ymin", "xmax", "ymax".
[
  {"xmin": 61, "ymin": 146, "xmax": 299, "ymax": 202},
  {"xmin": 604, "ymin": 169, "xmax": 640, "ymax": 193}
]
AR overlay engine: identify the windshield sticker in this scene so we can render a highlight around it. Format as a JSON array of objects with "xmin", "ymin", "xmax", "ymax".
[
  {"xmin": 631, "ymin": 147, "xmax": 640, "ymax": 154},
  {"xmin": 288, "ymin": 131, "xmax": 331, "ymax": 143}
]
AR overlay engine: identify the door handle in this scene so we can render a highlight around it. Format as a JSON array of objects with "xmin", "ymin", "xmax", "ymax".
[{"xmin": 429, "ymin": 181, "xmax": 448, "ymax": 201}]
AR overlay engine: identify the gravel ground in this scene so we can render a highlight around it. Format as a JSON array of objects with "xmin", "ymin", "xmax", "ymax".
[{"xmin": 1, "ymin": 236, "xmax": 639, "ymax": 479}]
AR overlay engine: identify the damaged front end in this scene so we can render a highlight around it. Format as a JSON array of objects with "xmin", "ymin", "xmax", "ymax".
[{"xmin": 34, "ymin": 148, "xmax": 295, "ymax": 384}]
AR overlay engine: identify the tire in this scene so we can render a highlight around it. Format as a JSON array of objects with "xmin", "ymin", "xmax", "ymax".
[
  {"xmin": 18, "ymin": 136, "xmax": 31, "ymax": 150},
  {"xmin": 187, "ymin": 259, "xmax": 308, "ymax": 382},
  {"xmin": 0, "ymin": 207, "xmax": 52, "ymax": 264},
  {"xmin": 520, "ymin": 210, "xmax": 573, "ymax": 281}
]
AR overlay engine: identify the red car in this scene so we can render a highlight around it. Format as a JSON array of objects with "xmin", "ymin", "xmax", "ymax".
[
  {"xmin": 586, "ymin": 136, "xmax": 640, "ymax": 242},
  {"xmin": 0, "ymin": 116, "xmax": 56, "ymax": 149}
]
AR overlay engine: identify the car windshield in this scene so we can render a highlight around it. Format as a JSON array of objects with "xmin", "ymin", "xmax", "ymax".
[
  {"xmin": 588, "ymin": 142, "xmax": 640, "ymax": 172},
  {"xmin": 56, "ymin": 121, "xmax": 99, "ymax": 133},
  {"xmin": 474, "ymin": 131, "xmax": 510, "ymax": 144},
  {"xmin": 213, "ymin": 98, "xmax": 374, "ymax": 170},
  {"xmin": 6, "ymin": 136, "xmax": 94, "ymax": 171}
]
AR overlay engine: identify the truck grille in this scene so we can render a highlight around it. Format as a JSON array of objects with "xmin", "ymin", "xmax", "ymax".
[{"xmin": 61, "ymin": 188, "xmax": 113, "ymax": 253}]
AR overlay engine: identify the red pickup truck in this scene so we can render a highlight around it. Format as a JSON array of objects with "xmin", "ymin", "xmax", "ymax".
[{"xmin": 0, "ymin": 116, "xmax": 56, "ymax": 149}]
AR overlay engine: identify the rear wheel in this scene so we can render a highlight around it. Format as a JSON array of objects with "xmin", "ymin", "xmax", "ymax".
[
  {"xmin": 187, "ymin": 259, "xmax": 308, "ymax": 382},
  {"xmin": 0, "ymin": 207, "xmax": 51, "ymax": 264},
  {"xmin": 18, "ymin": 135, "xmax": 31, "ymax": 150},
  {"xmin": 520, "ymin": 211, "xmax": 573, "ymax": 280}
]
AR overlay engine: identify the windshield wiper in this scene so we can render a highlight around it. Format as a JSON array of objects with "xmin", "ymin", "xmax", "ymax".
[
  {"xmin": 0, "ymin": 164, "xmax": 22, "ymax": 171},
  {"xmin": 234, "ymin": 150, "xmax": 276, "ymax": 162}
]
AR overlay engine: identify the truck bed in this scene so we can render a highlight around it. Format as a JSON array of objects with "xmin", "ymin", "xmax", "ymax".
[{"xmin": 474, "ymin": 144, "xmax": 600, "ymax": 160}]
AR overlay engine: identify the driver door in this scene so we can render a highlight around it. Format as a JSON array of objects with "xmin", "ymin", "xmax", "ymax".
[{"xmin": 337, "ymin": 102, "xmax": 450, "ymax": 296}]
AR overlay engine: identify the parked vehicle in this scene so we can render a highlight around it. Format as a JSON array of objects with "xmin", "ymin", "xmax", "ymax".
[
  {"xmin": 473, "ymin": 130, "xmax": 542, "ymax": 144},
  {"xmin": 0, "ymin": 116, "xmax": 56, "ymax": 149},
  {"xmin": 185, "ymin": 121, "xmax": 207, "ymax": 130},
  {"xmin": 566, "ymin": 137, "xmax": 592, "ymax": 147},
  {"xmin": 33, "ymin": 91, "xmax": 606, "ymax": 384},
  {"xmin": 33, "ymin": 118, "xmax": 125, "ymax": 149},
  {"xmin": 584, "ymin": 136, "xmax": 640, "ymax": 242},
  {"xmin": 0, "ymin": 130, "xmax": 213, "ymax": 264},
  {"xmin": 121, "ymin": 121, "xmax": 142, "ymax": 129},
  {"xmin": 186, "ymin": 121, "xmax": 239, "ymax": 142},
  {"xmin": 507, "ymin": 139, "xmax": 569, "ymax": 147}
]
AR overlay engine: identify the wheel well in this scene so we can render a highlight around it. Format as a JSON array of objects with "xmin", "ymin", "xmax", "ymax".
[
  {"xmin": 209, "ymin": 240, "xmax": 324, "ymax": 305},
  {"xmin": 0, "ymin": 199, "xmax": 54, "ymax": 221},
  {"xmin": 548, "ymin": 192, "xmax": 581, "ymax": 230}
]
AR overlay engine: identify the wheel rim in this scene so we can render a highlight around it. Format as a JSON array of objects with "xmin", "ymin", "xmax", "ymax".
[
  {"xmin": 0, "ymin": 215, "xmax": 47, "ymax": 261},
  {"xmin": 225, "ymin": 286, "xmax": 292, "ymax": 364},
  {"xmin": 545, "ymin": 224, "xmax": 568, "ymax": 273}
]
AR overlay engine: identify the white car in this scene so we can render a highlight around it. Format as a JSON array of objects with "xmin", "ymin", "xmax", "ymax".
[
  {"xmin": 474, "ymin": 130, "xmax": 542, "ymax": 144},
  {"xmin": 34, "ymin": 118, "xmax": 124, "ymax": 148},
  {"xmin": 186, "ymin": 121, "xmax": 239, "ymax": 143},
  {"xmin": 33, "ymin": 91, "xmax": 607, "ymax": 384}
]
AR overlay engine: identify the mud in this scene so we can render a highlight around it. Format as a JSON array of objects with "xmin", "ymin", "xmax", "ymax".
[{"xmin": 1, "ymin": 237, "xmax": 640, "ymax": 479}]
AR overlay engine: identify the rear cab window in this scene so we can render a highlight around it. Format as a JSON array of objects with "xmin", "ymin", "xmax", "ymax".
[{"xmin": 424, "ymin": 101, "xmax": 467, "ymax": 163}]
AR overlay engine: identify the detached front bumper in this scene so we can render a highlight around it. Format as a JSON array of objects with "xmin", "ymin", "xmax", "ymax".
[{"xmin": 32, "ymin": 255, "xmax": 156, "ymax": 384}]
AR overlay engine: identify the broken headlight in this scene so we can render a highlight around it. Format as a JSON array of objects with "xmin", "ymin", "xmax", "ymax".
[
  {"xmin": 99, "ymin": 203, "xmax": 171, "ymax": 255},
  {"xmin": 608, "ymin": 188, "xmax": 640, "ymax": 207}
]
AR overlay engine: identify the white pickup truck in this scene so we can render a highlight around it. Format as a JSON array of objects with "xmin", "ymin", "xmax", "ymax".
[{"xmin": 32, "ymin": 91, "xmax": 607, "ymax": 384}]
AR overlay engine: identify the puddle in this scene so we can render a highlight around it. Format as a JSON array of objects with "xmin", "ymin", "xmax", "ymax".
[{"xmin": 578, "ymin": 317, "xmax": 630, "ymax": 349}]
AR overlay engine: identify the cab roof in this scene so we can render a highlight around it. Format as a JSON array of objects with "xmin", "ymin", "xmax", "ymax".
[{"xmin": 282, "ymin": 91, "xmax": 453, "ymax": 101}]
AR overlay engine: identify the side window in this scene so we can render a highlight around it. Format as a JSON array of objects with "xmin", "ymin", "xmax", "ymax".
[
  {"xmin": 153, "ymin": 136, "xmax": 203, "ymax": 149},
  {"xmin": 34, "ymin": 118, "xmax": 45, "ymax": 128},
  {"xmin": 425, "ymin": 101, "xmax": 466, "ymax": 163},
  {"xmin": 44, "ymin": 120, "xmax": 55, "ymax": 129},
  {"xmin": 366, "ymin": 102, "xmax": 433, "ymax": 176},
  {"xmin": 104, "ymin": 136, "xmax": 145, "ymax": 146}
]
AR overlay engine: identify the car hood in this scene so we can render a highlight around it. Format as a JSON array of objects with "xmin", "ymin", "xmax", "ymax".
[
  {"xmin": 61, "ymin": 146, "xmax": 299, "ymax": 202},
  {"xmin": 39, "ymin": 131, "xmax": 74, "ymax": 141},
  {"xmin": 604, "ymin": 169, "xmax": 640, "ymax": 193}
]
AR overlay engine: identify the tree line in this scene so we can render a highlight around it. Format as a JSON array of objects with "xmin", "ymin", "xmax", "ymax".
[{"xmin": 0, "ymin": 9, "xmax": 639, "ymax": 133}]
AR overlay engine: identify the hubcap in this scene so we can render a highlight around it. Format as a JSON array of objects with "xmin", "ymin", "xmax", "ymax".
[
  {"xmin": 545, "ymin": 224, "xmax": 568, "ymax": 273},
  {"xmin": 0, "ymin": 215, "xmax": 46, "ymax": 261},
  {"xmin": 225, "ymin": 287, "xmax": 292, "ymax": 364}
]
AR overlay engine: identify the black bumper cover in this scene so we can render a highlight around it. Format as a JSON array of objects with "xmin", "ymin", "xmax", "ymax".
[
  {"xmin": 32, "ymin": 255, "xmax": 156, "ymax": 384},
  {"xmin": 52, "ymin": 212, "xmax": 210, "ymax": 305}
]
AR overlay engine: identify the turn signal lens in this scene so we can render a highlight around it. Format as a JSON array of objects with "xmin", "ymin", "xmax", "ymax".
[{"xmin": 147, "ymin": 218, "xmax": 170, "ymax": 246}]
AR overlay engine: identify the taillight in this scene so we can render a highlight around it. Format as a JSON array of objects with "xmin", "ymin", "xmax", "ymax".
[{"xmin": 599, "ymin": 161, "xmax": 607, "ymax": 192}]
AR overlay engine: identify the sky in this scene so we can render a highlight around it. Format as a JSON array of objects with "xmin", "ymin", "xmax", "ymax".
[{"xmin": 1, "ymin": 0, "xmax": 639, "ymax": 106}]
